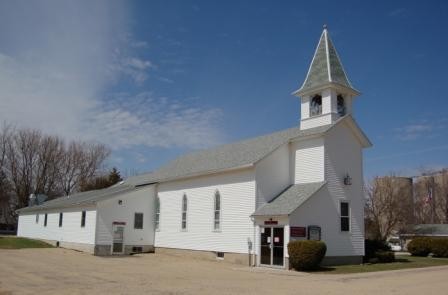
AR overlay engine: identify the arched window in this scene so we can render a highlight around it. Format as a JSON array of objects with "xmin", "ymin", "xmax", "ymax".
[
  {"xmin": 181, "ymin": 194, "xmax": 187, "ymax": 230},
  {"xmin": 337, "ymin": 95, "xmax": 346, "ymax": 117},
  {"xmin": 214, "ymin": 190, "xmax": 221, "ymax": 231},
  {"xmin": 310, "ymin": 94, "xmax": 322, "ymax": 116},
  {"xmin": 155, "ymin": 196, "xmax": 160, "ymax": 231}
]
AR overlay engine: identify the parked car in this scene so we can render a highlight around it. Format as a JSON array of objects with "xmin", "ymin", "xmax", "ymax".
[{"xmin": 388, "ymin": 238, "xmax": 402, "ymax": 251}]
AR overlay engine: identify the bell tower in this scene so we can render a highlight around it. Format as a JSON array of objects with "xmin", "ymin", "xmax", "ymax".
[{"xmin": 293, "ymin": 25, "xmax": 360, "ymax": 130}]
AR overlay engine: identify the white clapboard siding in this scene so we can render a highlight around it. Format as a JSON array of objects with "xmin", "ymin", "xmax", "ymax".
[
  {"xmin": 156, "ymin": 168, "xmax": 256, "ymax": 254},
  {"xmin": 323, "ymin": 121, "xmax": 365, "ymax": 256},
  {"xmin": 289, "ymin": 123, "xmax": 364, "ymax": 257},
  {"xmin": 290, "ymin": 137, "xmax": 325, "ymax": 184},
  {"xmin": 17, "ymin": 207, "xmax": 96, "ymax": 245},
  {"xmin": 95, "ymin": 185, "xmax": 155, "ymax": 247},
  {"xmin": 300, "ymin": 114, "xmax": 333, "ymax": 130},
  {"xmin": 255, "ymin": 144, "xmax": 290, "ymax": 208}
]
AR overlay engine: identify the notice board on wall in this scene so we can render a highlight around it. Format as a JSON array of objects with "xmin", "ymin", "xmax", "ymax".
[{"xmin": 290, "ymin": 226, "xmax": 306, "ymax": 237}]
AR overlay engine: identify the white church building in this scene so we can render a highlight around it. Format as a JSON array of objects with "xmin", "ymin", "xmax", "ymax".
[{"xmin": 17, "ymin": 27, "xmax": 371, "ymax": 268}]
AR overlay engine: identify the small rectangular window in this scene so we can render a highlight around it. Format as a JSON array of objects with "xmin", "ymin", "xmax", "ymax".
[
  {"xmin": 181, "ymin": 194, "xmax": 187, "ymax": 230},
  {"xmin": 81, "ymin": 211, "xmax": 86, "ymax": 227},
  {"xmin": 214, "ymin": 191, "xmax": 221, "ymax": 231},
  {"xmin": 35, "ymin": 214, "xmax": 39, "ymax": 224},
  {"xmin": 134, "ymin": 213, "xmax": 143, "ymax": 229},
  {"xmin": 340, "ymin": 202, "xmax": 350, "ymax": 232},
  {"xmin": 59, "ymin": 213, "xmax": 63, "ymax": 227},
  {"xmin": 155, "ymin": 196, "xmax": 160, "ymax": 231},
  {"xmin": 216, "ymin": 252, "xmax": 224, "ymax": 259},
  {"xmin": 44, "ymin": 214, "xmax": 48, "ymax": 227}
]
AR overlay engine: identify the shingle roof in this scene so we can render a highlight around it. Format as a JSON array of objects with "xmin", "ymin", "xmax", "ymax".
[
  {"xmin": 126, "ymin": 124, "xmax": 332, "ymax": 186},
  {"xmin": 17, "ymin": 183, "xmax": 135, "ymax": 214},
  {"xmin": 401, "ymin": 224, "xmax": 448, "ymax": 236},
  {"xmin": 252, "ymin": 181, "xmax": 326, "ymax": 216},
  {"xmin": 294, "ymin": 27, "xmax": 356, "ymax": 96},
  {"xmin": 17, "ymin": 123, "xmax": 332, "ymax": 215}
]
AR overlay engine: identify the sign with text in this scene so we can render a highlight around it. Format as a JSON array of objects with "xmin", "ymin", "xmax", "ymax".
[
  {"xmin": 290, "ymin": 226, "xmax": 306, "ymax": 237},
  {"xmin": 308, "ymin": 225, "xmax": 321, "ymax": 241}
]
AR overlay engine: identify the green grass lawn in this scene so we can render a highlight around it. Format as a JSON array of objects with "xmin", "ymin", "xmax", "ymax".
[
  {"xmin": 0, "ymin": 236, "xmax": 54, "ymax": 249},
  {"xmin": 315, "ymin": 255, "xmax": 448, "ymax": 274}
]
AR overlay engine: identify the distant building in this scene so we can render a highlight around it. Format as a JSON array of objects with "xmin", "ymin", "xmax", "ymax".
[
  {"xmin": 413, "ymin": 170, "xmax": 448, "ymax": 224},
  {"xmin": 16, "ymin": 27, "xmax": 372, "ymax": 267},
  {"xmin": 400, "ymin": 224, "xmax": 448, "ymax": 249}
]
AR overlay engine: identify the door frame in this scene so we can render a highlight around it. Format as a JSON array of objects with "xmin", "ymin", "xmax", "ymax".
[
  {"xmin": 111, "ymin": 223, "xmax": 125, "ymax": 255},
  {"xmin": 259, "ymin": 226, "xmax": 285, "ymax": 268}
]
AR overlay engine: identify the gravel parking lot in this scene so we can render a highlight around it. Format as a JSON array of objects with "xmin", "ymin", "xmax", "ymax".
[{"xmin": 1, "ymin": 248, "xmax": 448, "ymax": 295}]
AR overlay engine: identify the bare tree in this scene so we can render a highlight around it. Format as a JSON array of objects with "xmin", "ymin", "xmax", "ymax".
[
  {"xmin": 58, "ymin": 142, "xmax": 110, "ymax": 196},
  {"xmin": 365, "ymin": 176, "xmax": 412, "ymax": 240},
  {"xmin": 0, "ymin": 124, "xmax": 110, "ymax": 223}
]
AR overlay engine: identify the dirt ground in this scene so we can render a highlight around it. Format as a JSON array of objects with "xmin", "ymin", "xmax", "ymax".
[{"xmin": 1, "ymin": 248, "xmax": 448, "ymax": 295}]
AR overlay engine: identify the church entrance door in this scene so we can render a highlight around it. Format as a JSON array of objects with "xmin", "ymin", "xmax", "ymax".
[{"xmin": 260, "ymin": 227, "xmax": 284, "ymax": 267}]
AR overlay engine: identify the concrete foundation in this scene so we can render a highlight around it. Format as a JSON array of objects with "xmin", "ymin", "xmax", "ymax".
[
  {"xmin": 94, "ymin": 245, "xmax": 112, "ymax": 256},
  {"xmin": 155, "ymin": 247, "xmax": 253, "ymax": 266},
  {"xmin": 37, "ymin": 239, "xmax": 95, "ymax": 254},
  {"xmin": 124, "ymin": 245, "xmax": 155, "ymax": 255}
]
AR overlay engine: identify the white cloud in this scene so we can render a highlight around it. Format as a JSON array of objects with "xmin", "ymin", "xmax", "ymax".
[
  {"xmin": 85, "ymin": 92, "xmax": 223, "ymax": 149},
  {"xmin": 0, "ymin": 1, "xmax": 223, "ymax": 151},
  {"xmin": 394, "ymin": 123, "xmax": 433, "ymax": 141}
]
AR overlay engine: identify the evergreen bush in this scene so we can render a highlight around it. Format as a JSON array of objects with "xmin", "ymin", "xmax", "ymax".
[
  {"xmin": 430, "ymin": 238, "xmax": 448, "ymax": 258},
  {"xmin": 364, "ymin": 239, "xmax": 391, "ymax": 262},
  {"xmin": 407, "ymin": 237, "xmax": 432, "ymax": 257},
  {"xmin": 288, "ymin": 240, "xmax": 327, "ymax": 271},
  {"xmin": 375, "ymin": 251, "xmax": 395, "ymax": 263}
]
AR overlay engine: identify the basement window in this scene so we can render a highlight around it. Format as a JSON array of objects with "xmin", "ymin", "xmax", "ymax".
[
  {"xmin": 132, "ymin": 246, "xmax": 143, "ymax": 253},
  {"xmin": 216, "ymin": 252, "xmax": 224, "ymax": 259}
]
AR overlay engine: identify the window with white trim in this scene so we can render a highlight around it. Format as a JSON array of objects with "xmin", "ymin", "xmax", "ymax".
[
  {"xmin": 81, "ymin": 211, "xmax": 86, "ymax": 228},
  {"xmin": 181, "ymin": 194, "xmax": 187, "ymax": 230},
  {"xmin": 36, "ymin": 214, "xmax": 39, "ymax": 224},
  {"xmin": 134, "ymin": 213, "xmax": 143, "ymax": 229},
  {"xmin": 214, "ymin": 190, "xmax": 221, "ymax": 231},
  {"xmin": 340, "ymin": 201, "xmax": 350, "ymax": 232},
  {"xmin": 155, "ymin": 196, "xmax": 160, "ymax": 231},
  {"xmin": 44, "ymin": 213, "xmax": 48, "ymax": 227},
  {"xmin": 59, "ymin": 212, "xmax": 63, "ymax": 227}
]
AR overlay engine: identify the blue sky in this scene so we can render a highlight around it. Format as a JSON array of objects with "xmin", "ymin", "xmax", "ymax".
[{"xmin": 0, "ymin": 1, "xmax": 447, "ymax": 179}]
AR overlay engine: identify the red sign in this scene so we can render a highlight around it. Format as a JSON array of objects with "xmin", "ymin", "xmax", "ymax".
[
  {"xmin": 290, "ymin": 226, "xmax": 306, "ymax": 237},
  {"xmin": 264, "ymin": 220, "xmax": 278, "ymax": 225}
]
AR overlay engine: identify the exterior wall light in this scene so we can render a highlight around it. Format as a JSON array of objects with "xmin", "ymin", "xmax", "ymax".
[{"xmin": 344, "ymin": 173, "xmax": 352, "ymax": 186}]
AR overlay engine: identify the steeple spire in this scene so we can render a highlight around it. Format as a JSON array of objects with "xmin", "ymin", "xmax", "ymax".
[{"xmin": 293, "ymin": 26, "xmax": 358, "ymax": 97}]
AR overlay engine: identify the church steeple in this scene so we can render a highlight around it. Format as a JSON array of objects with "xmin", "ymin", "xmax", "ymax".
[
  {"xmin": 293, "ymin": 26, "xmax": 360, "ymax": 130},
  {"xmin": 293, "ymin": 25, "xmax": 358, "ymax": 96}
]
